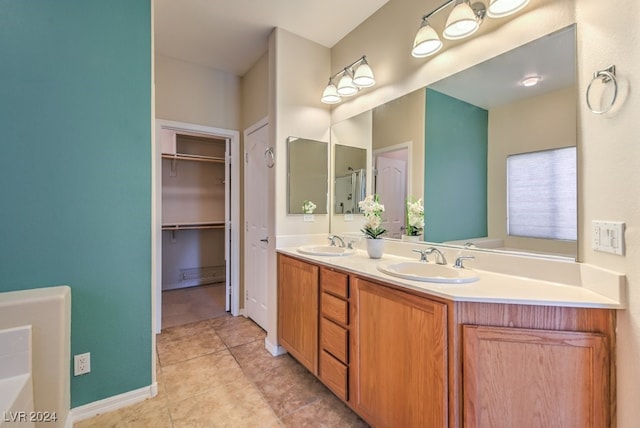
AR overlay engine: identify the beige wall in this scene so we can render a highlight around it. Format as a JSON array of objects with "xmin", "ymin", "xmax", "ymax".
[
  {"xmin": 488, "ymin": 86, "xmax": 577, "ymax": 256},
  {"xmin": 155, "ymin": 54, "xmax": 241, "ymax": 130},
  {"xmin": 331, "ymin": 0, "xmax": 640, "ymax": 426},
  {"xmin": 242, "ymin": 52, "xmax": 269, "ymax": 129}
]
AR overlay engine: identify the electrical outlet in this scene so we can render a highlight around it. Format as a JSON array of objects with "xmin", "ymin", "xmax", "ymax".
[{"xmin": 74, "ymin": 352, "xmax": 91, "ymax": 376}]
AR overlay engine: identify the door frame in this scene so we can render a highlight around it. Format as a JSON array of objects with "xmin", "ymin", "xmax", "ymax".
[{"xmin": 153, "ymin": 119, "xmax": 240, "ymax": 334}]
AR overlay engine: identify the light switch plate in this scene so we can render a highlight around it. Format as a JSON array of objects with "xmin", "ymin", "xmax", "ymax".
[{"xmin": 592, "ymin": 221, "xmax": 625, "ymax": 255}]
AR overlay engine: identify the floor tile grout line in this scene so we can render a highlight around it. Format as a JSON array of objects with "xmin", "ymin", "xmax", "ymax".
[
  {"xmin": 158, "ymin": 345, "xmax": 233, "ymax": 369},
  {"xmin": 229, "ymin": 348, "xmax": 286, "ymax": 427}
]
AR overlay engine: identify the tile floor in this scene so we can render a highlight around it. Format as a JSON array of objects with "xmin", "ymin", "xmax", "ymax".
[
  {"xmin": 74, "ymin": 314, "xmax": 368, "ymax": 427},
  {"xmin": 161, "ymin": 283, "xmax": 228, "ymax": 328}
]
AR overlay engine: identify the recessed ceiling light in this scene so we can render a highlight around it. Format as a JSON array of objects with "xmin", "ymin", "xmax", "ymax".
[{"xmin": 521, "ymin": 75, "xmax": 542, "ymax": 87}]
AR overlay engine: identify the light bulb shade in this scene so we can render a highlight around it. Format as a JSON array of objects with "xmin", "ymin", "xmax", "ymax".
[
  {"xmin": 412, "ymin": 20, "xmax": 443, "ymax": 57},
  {"xmin": 487, "ymin": 0, "xmax": 530, "ymax": 17},
  {"xmin": 443, "ymin": 1, "xmax": 480, "ymax": 40},
  {"xmin": 353, "ymin": 62, "xmax": 375, "ymax": 87},
  {"xmin": 337, "ymin": 72, "xmax": 358, "ymax": 96},
  {"xmin": 321, "ymin": 82, "xmax": 341, "ymax": 104}
]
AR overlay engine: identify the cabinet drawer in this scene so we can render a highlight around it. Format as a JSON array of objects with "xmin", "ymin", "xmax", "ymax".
[
  {"xmin": 320, "ymin": 317, "xmax": 348, "ymax": 363},
  {"xmin": 321, "ymin": 292, "xmax": 349, "ymax": 325},
  {"xmin": 321, "ymin": 268, "xmax": 349, "ymax": 298},
  {"xmin": 319, "ymin": 350, "xmax": 348, "ymax": 401}
]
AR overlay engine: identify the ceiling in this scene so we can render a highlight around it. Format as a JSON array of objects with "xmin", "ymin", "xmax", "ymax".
[
  {"xmin": 429, "ymin": 26, "xmax": 576, "ymax": 109},
  {"xmin": 154, "ymin": 0, "xmax": 389, "ymax": 76}
]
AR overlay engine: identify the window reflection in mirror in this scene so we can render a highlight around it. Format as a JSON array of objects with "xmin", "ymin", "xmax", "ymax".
[
  {"xmin": 330, "ymin": 24, "xmax": 577, "ymax": 259},
  {"xmin": 334, "ymin": 145, "xmax": 367, "ymax": 214},
  {"xmin": 287, "ymin": 137, "xmax": 328, "ymax": 215}
]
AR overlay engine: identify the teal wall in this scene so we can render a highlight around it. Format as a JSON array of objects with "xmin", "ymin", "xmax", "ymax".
[
  {"xmin": 0, "ymin": 1, "xmax": 152, "ymax": 407},
  {"xmin": 424, "ymin": 89, "xmax": 488, "ymax": 243}
]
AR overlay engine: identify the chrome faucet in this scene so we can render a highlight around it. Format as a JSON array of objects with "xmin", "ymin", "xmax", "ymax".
[
  {"xmin": 426, "ymin": 247, "xmax": 447, "ymax": 265},
  {"xmin": 328, "ymin": 235, "xmax": 346, "ymax": 248},
  {"xmin": 412, "ymin": 247, "xmax": 447, "ymax": 265},
  {"xmin": 454, "ymin": 255, "xmax": 475, "ymax": 269}
]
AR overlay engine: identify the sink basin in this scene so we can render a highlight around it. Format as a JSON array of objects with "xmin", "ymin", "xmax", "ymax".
[
  {"xmin": 297, "ymin": 245, "xmax": 356, "ymax": 257},
  {"xmin": 377, "ymin": 261, "xmax": 479, "ymax": 284}
]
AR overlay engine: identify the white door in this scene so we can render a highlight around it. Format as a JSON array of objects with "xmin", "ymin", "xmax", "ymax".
[
  {"xmin": 376, "ymin": 156, "xmax": 407, "ymax": 239},
  {"xmin": 244, "ymin": 122, "xmax": 269, "ymax": 330}
]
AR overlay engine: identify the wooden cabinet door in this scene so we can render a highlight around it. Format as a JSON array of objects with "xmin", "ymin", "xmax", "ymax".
[
  {"xmin": 352, "ymin": 278, "xmax": 448, "ymax": 427},
  {"xmin": 463, "ymin": 325, "xmax": 609, "ymax": 428},
  {"xmin": 278, "ymin": 255, "xmax": 319, "ymax": 374}
]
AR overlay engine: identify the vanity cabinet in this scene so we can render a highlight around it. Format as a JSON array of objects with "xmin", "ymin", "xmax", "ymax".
[
  {"xmin": 454, "ymin": 302, "xmax": 616, "ymax": 428},
  {"xmin": 277, "ymin": 255, "xmax": 319, "ymax": 374},
  {"xmin": 352, "ymin": 277, "xmax": 448, "ymax": 427},
  {"xmin": 462, "ymin": 325, "xmax": 609, "ymax": 427},
  {"xmin": 318, "ymin": 267, "xmax": 351, "ymax": 401},
  {"xmin": 276, "ymin": 254, "xmax": 616, "ymax": 428}
]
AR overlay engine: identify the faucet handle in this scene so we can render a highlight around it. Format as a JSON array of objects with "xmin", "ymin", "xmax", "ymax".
[
  {"xmin": 454, "ymin": 255, "xmax": 475, "ymax": 269},
  {"xmin": 412, "ymin": 248, "xmax": 429, "ymax": 262}
]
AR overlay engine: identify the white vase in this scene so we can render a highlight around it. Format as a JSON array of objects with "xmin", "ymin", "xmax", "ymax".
[
  {"xmin": 401, "ymin": 234, "xmax": 421, "ymax": 242},
  {"xmin": 366, "ymin": 238, "xmax": 384, "ymax": 259}
]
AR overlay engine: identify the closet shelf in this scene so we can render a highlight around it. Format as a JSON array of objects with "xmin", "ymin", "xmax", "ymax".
[
  {"xmin": 162, "ymin": 153, "xmax": 225, "ymax": 164},
  {"xmin": 162, "ymin": 222, "xmax": 226, "ymax": 231}
]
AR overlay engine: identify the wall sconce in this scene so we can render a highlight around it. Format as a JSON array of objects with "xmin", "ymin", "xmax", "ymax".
[
  {"xmin": 412, "ymin": 0, "xmax": 530, "ymax": 58},
  {"xmin": 321, "ymin": 56, "xmax": 375, "ymax": 104}
]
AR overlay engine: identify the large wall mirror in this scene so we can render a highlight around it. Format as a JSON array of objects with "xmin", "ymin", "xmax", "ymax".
[
  {"xmin": 287, "ymin": 136, "xmax": 328, "ymax": 214},
  {"xmin": 330, "ymin": 25, "xmax": 577, "ymax": 259}
]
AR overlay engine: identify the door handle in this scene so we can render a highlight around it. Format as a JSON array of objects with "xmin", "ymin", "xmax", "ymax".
[{"xmin": 260, "ymin": 237, "xmax": 269, "ymax": 243}]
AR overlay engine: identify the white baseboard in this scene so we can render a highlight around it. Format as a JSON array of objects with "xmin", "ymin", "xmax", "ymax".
[
  {"xmin": 265, "ymin": 337, "xmax": 287, "ymax": 356},
  {"xmin": 67, "ymin": 382, "xmax": 157, "ymax": 427}
]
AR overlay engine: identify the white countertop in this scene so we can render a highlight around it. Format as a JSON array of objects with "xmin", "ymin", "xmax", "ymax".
[{"xmin": 278, "ymin": 247, "xmax": 625, "ymax": 309}]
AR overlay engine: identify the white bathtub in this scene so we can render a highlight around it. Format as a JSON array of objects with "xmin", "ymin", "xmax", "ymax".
[
  {"xmin": 0, "ymin": 286, "xmax": 70, "ymax": 428},
  {"xmin": 0, "ymin": 325, "xmax": 34, "ymax": 427}
]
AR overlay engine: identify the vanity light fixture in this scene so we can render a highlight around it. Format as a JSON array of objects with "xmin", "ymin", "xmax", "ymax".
[
  {"xmin": 321, "ymin": 56, "xmax": 375, "ymax": 104},
  {"xmin": 412, "ymin": 0, "xmax": 529, "ymax": 58}
]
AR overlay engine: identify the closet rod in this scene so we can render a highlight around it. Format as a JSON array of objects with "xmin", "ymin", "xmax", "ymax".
[
  {"xmin": 162, "ymin": 223, "xmax": 225, "ymax": 231},
  {"xmin": 161, "ymin": 153, "xmax": 225, "ymax": 164}
]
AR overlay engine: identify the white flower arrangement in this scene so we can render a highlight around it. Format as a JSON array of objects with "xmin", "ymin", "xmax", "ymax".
[
  {"xmin": 358, "ymin": 194, "xmax": 387, "ymax": 239},
  {"xmin": 302, "ymin": 200, "xmax": 316, "ymax": 214},
  {"xmin": 405, "ymin": 197, "xmax": 424, "ymax": 236}
]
